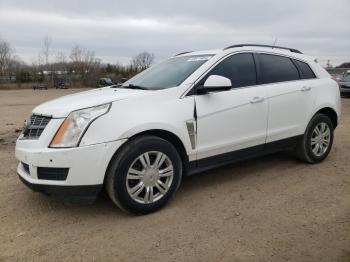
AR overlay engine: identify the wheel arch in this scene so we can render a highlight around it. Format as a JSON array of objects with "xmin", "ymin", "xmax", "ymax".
[
  {"xmin": 132, "ymin": 129, "xmax": 189, "ymax": 166},
  {"xmin": 103, "ymin": 129, "xmax": 190, "ymax": 185},
  {"xmin": 315, "ymin": 107, "xmax": 338, "ymax": 128}
]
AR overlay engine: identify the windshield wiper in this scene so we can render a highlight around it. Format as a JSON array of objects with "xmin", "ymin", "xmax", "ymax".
[
  {"xmin": 121, "ymin": 84, "xmax": 149, "ymax": 90},
  {"xmin": 110, "ymin": 84, "xmax": 122, "ymax": 88}
]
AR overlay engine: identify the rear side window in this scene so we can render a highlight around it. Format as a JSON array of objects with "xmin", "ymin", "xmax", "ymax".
[
  {"xmin": 258, "ymin": 54, "xmax": 300, "ymax": 84},
  {"xmin": 294, "ymin": 60, "xmax": 316, "ymax": 79},
  {"xmin": 208, "ymin": 53, "xmax": 257, "ymax": 88}
]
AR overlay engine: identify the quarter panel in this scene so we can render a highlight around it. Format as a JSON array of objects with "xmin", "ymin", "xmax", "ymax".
[{"xmin": 309, "ymin": 78, "xmax": 341, "ymax": 123}]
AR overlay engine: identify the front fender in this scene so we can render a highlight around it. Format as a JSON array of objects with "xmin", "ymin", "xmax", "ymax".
[{"xmin": 79, "ymin": 94, "xmax": 195, "ymax": 157}]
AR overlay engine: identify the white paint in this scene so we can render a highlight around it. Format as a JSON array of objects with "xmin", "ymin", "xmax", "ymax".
[{"xmin": 16, "ymin": 46, "xmax": 341, "ymax": 187}]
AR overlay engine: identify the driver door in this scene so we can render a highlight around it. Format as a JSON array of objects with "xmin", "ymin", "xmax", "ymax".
[{"xmin": 195, "ymin": 53, "xmax": 268, "ymax": 165}]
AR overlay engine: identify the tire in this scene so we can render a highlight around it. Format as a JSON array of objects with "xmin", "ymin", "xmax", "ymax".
[
  {"xmin": 105, "ymin": 135, "xmax": 183, "ymax": 215},
  {"xmin": 296, "ymin": 114, "xmax": 334, "ymax": 163}
]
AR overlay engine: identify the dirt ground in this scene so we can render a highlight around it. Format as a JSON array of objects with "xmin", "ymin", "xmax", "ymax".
[{"xmin": 0, "ymin": 89, "xmax": 349, "ymax": 261}]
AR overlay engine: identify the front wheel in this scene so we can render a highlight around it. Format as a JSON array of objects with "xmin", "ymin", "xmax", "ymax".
[
  {"xmin": 296, "ymin": 114, "xmax": 334, "ymax": 163},
  {"xmin": 105, "ymin": 135, "xmax": 183, "ymax": 215}
]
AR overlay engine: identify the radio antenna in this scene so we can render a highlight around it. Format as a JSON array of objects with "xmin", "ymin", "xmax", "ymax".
[{"xmin": 272, "ymin": 37, "xmax": 278, "ymax": 48}]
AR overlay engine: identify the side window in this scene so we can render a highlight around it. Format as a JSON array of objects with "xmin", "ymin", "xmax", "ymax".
[
  {"xmin": 208, "ymin": 53, "xmax": 257, "ymax": 88},
  {"xmin": 294, "ymin": 60, "xmax": 316, "ymax": 79},
  {"xmin": 258, "ymin": 54, "xmax": 300, "ymax": 84}
]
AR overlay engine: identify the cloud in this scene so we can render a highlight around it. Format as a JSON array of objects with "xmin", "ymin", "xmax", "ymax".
[{"xmin": 0, "ymin": 0, "xmax": 349, "ymax": 66}]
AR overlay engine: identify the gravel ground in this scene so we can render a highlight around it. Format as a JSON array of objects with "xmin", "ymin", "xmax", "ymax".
[{"xmin": 0, "ymin": 89, "xmax": 349, "ymax": 261}]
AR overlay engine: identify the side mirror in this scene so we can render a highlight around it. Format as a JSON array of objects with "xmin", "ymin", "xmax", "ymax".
[{"xmin": 197, "ymin": 75, "xmax": 232, "ymax": 94}]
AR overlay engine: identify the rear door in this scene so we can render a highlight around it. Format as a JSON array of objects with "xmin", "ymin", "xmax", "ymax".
[
  {"xmin": 195, "ymin": 53, "xmax": 268, "ymax": 161},
  {"xmin": 256, "ymin": 53, "xmax": 316, "ymax": 144}
]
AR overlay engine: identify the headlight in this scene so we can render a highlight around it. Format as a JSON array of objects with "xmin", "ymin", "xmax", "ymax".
[{"xmin": 50, "ymin": 103, "xmax": 111, "ymax": 148}]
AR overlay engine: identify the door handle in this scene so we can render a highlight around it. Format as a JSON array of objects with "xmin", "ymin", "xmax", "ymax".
[
  {"xmin": 301, "ymin": 86, "xmax": 311, "ymax": 92},
  {"xmin": 250, "ymin": 97, "xmax": 264, "ymax": 104}
]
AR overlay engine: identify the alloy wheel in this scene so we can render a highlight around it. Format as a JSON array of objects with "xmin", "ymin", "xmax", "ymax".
[
  {"xmin": 126, "ymin": 151, "xmax": 174, "ymax": 204},
  {"xmin": 311, "ymin": 122, "xmax": 331, "ymax": 157}
]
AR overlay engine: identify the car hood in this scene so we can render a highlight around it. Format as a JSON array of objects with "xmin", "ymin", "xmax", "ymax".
[{"xmin": 33, "ymin": 87, "xmax": 148, "ymax": 118}]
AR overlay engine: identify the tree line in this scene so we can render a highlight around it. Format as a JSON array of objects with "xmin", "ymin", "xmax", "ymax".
[{"xmin": 0, "ymin": 35, "xmax": 155, "ymax": 87}]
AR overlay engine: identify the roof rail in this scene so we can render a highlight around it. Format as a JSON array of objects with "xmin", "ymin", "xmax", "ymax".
[
  {"xmin": 223, "ymin": 44, "xmax": 302, "ymax": 54},
  {"xmin": 174, "ymin": 51, "xmax": 193, "ymax": 56}
]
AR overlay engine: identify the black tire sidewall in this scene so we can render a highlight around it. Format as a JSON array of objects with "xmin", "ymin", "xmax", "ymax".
[
  {"xmin": 304, "ymin": 114, "xmax": 334, "ymax": 163},
  {"xmin": 111, "ymin": 137, "xmax": 182, "ymax": 214}
]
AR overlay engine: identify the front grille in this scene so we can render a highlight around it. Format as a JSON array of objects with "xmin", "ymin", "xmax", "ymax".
[
  {"xmin": 22, "ymin": 115, "xmax": 51, "ymax": 139},
  {"xmin": 37, "ymin": 167, "xmax": 69, "ymax": 181},
  {"xmin": 341, "ymin": 85, "xmax": 350, "ymax": 89}
]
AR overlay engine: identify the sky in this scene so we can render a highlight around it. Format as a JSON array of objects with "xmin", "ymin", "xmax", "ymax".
[{"xmin": 0, "ymin": 0, "xmax": 349, "ymax": 67}]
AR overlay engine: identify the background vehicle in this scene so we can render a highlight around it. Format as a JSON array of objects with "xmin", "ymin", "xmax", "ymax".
[
  {"xmin": 340, "ymin": 74, "xmax": 350, "ymax": 96},
  {"xmin": 54, "ymin": 78, "xmax": 69, "ymax": 89},
  {"xmin": 96, "ymin": 78, "xmax": 114, "ymax": 87},
  {"xmin": 32, "ymin": 84, "xmax": 48, "ymax": 90},
  {"xmin": 331, "ymin": 74, "xmax": 343, "ymax": 82},
  {"xmin": 16, "ymin": 44, "xmax": 341, "ymax": 214}
]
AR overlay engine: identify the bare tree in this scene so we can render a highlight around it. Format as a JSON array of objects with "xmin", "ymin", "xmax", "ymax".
[
  {"xmin": 70, "ymin": 44, "xmax": 101, "ymax": 85},
  {"xmin": 70, "ymin": 45, "xmax": 97, "ymax": 73},
  {"xmin": 42, "ymin": 35, "xmax": 51, "ymax": 65},
  {"xmin": 132, "ymin": 51, "xmax": 155, "ymax": 71},
  {"xmin": 37, "ymin": 53, "xmax": 44, "ymax": 67},
  {"xmin": 0, "ymin": 38, "xmax": 13, "ymax": 75},
  {"xmin": 8, "ymin": 55, "xmax": 24, "ymax": 74},
  {"xmin": 54, "ymin": 51, "xmax": 67, "ymax": 71},
  {"xmin": 55, "ymin": 51, "xmax": 66, "ymax": 64}
]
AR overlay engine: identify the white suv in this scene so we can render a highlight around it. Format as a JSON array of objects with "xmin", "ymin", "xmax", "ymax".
[{"xmin": 16, "ymin": 44, "xmax": 341, "ymax": 214}]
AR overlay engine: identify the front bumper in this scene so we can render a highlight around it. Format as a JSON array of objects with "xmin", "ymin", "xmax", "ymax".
[
  {"xmin": 18, "ymin": 175, "xmax": 102, "ymax": 203},
  {"xmin": 16, "ymin": 139, "xmax": 126, "ymax": 202}
]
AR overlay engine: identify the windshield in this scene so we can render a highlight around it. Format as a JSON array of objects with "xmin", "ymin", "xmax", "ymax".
[
  {"xmin": 123, "ymin": 55, "xmax": 213, "ymax": 90},
  {"xmin": 341, "ymin": 74, "xmax": 350, "ymax": 82}
]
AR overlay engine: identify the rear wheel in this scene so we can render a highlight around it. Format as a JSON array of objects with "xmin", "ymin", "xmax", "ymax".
[
  {"xmin": 296, "ymin": 114, "xmax": 334, "ymax": 163},
  {"xmin": 105, "ymin": 135, "xmax": 182, "ymax": 215}
]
